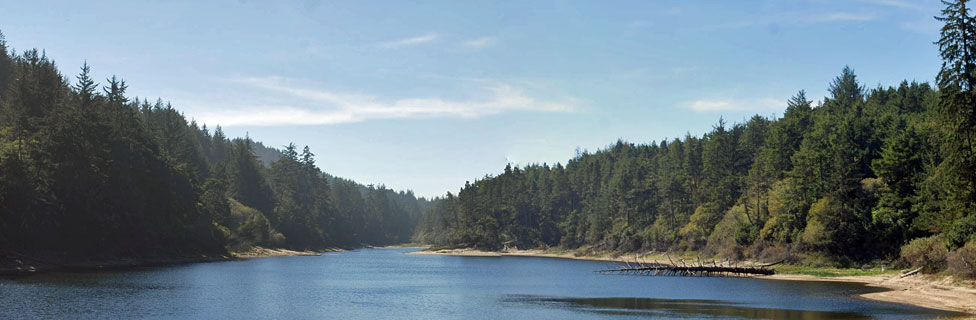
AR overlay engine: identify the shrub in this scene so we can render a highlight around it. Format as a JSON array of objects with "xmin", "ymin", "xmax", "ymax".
[
  {"xmin": 802, "ymin": 196, "xmax": 866, "ymax": 257},
  {"xmin": 900, "ymin": 235, "xmax": 948, "ymax": 273},
  {"xmin": 680, "ymin": 204, "xmax": 720, "ymax": 250},
  {"xmin": 946, "ymin": 213, "xmax": 976, "ymax": 249},
  {"xmin": 640, "ymin": 218, "xmax": 680, "ymax": 251},
  {"xmin": 754, "ymin": 243, "xmax": 795, "ymax": 264},
  {"xmin": 947, "ymin": 242, "xmax": 976, "ymax": 278},
  {"xmin": 706, "ymin": 205, "xmax": 748, "ymax": 258}
]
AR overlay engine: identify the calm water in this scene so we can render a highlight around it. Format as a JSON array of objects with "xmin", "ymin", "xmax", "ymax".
[{"xmin": 0, "ymin": 248, "xmax": 962, "ymax": 319}]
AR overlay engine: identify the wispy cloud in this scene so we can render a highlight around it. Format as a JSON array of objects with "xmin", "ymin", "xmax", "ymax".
[
  {"xmin": 628, "ymin": 20, "xmax": 650, "ymax": 28},
  {"xmin": 461, "ymin": 36, "xmax": 498, "ymax": 49},
  {"xmin": 861, "ymin": 0, "xmax": 939, "ymax": 34},
  {"xmin": 862, "ymin": 0, "xmax": 924, "ymax": 11},
  {"xmin": 810, "ymin": 12, "xmax": 876, "ymax": 22},
  {"xmin": 379, "ymin": 33, "xmax": 438, "ymax": 48},
  {"xmin": 685, "ymin": 98, "xmax": 782, "ymax": 112},
  {"xmin": 195, "ymin": 76, "xmax": 575, "ymax": 126},
  {"xmin": 719, "ymin": 11, "xmax": 877, "ymax": 29}
]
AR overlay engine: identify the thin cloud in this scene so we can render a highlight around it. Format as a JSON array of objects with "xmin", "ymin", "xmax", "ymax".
[
  {"xmin": 379, "ymin": 33, "xmax": 438, "ymax": 48},
  {"xmin": 685, "ymin": 98, "xmax": 782, "ymax": 112},
  {"xmin": 862, "ymin": 0, "xmax": 939, "ymax": 34},
  {"xmin": 720, "ymin": 11, "xmax": 876, "ymax": 29},
  {"xmin": 628, "ymin": 20, "xmax": 650, "ymax": 28},
  {"xmin": 196, "ymin": 76, "xmax": 575, "ymax": 126},
  {"xmin": 862, "ymin": 0, "xmax": 924, "ymax": 11},
  {"xmin": 461, "ymin": 36, "xmax": 498, "ymax": 49},
  {"xmin": 811, "ymin": 12, "xmax": 876, "ymax": 22}
]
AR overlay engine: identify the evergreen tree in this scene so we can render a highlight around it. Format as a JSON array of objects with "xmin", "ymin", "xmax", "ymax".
[{"xmin": 934, "ymin": 0, "xmax": 976, "ymax": 247}]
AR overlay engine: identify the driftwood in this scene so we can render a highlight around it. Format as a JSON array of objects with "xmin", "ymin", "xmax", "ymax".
[
  {"xmin": 599, "ymin": 255, "xmax": 779, "ymax": 277},
  {"xmin": 899, "ymin": 267, "xmax": 922, "ymax": 278}
]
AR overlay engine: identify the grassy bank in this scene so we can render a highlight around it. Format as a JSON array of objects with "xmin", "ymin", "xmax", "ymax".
[{"xmin": 771, "ymin": 264, "xmax": 902, "ymax": 277}]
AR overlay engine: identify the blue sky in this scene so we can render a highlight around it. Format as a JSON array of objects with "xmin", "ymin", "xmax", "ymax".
[{"xmin": 1, "ymin": 0, "xmax": 944, "ymax": 198}]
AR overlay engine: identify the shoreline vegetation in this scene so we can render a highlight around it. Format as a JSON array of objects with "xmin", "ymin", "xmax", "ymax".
[{"xmin": 410, "ymin": 247, "xmax": 976, "ymax": 315}]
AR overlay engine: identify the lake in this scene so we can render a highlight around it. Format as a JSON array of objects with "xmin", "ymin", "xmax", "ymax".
[{"xmin": 0, "ymin": 248, "xmax": 962, "ymax": 319}]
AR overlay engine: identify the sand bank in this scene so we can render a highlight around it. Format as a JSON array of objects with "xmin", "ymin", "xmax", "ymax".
[{"xmin": 231, "ymin": 246, "xmax": 326, "ymax": 259}]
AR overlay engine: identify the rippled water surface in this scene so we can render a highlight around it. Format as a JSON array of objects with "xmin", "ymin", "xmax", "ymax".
[{"xmin": 0, "ymin": 248, "xmax": 962, "ymax": 319}]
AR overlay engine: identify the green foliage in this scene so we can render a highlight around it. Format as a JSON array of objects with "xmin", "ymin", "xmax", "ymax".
[
  {"xmin": 946, "ymin": 212, "xmax": 976, "ymax": 248},
  {"xmin": 801, "ymin": 196, "xmax": 865, "ymax": 259},
  {"xmin": 759, "ymin": 178, "xmax": 804, "ymax": 243},
  {"xmin": 930, "ymin": 0, "xmax": 976, "ymax": 242},
  {"xmin": 202, "ymin": 178, "xmax": 231, "ymax": 226},
  {"xmin": 872, "ymin": 124, "xmax": 927, "ymax": 249},
  {"xmin": 0, "ymin": 32, "xmax": 429, "ymax": 262},
  {"xmin": 706, "ymin": 205, "xmax": 749, "ymax": 259},
  {"xmin": 416, "ymin": 42, "xmax": 973, "ymax": 269},
  {"xmin": 773, "ymin": 265, "xmax": 899, "ymax": 277},
  {"xmin": 4, "ymin": 0, "xmax": 976, "ymax": 273},
  {"xmin": 680, "ymin": 204, "xmax": 719, "ymax": 249},
  {"xmin": 900, "ymin": 235, "xmax": 949, "ymax": 272},
  {"xmin": 227, "ymin": 198, "xmax": 279, "ymax": 249}
]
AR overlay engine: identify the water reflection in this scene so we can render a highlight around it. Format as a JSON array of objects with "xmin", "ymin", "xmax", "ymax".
[
  {"xmin": 511, "ymin": 295, "xmax": 873, "ymax": 319},
  {"xmin": 0, "ymin": 250, "xmax": 966, "ymax": 319}
]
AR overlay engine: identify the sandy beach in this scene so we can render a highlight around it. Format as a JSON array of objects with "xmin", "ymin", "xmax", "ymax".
[
  {"xmin": 410, "ymin": 248, "xmax": 976, "ymax": 315},
  {"xmin": 766, "ymin": 273, "xmax": 976, "ymax": 315},
  {"xmin": 231, "ymin": 246, "xmax": 328, "ymax": 259}
]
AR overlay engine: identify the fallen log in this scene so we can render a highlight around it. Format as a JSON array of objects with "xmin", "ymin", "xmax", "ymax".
[{"xmin": 899, "ymin": 267, "xmax": 922, "ymax": 278}]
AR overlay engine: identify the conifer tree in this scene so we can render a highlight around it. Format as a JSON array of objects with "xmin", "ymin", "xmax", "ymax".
[{"xmin": 935, "ymin": 0, "xmax": 976, "ymax": 247}]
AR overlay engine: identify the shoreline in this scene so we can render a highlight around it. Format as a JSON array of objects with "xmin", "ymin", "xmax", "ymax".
[
  {"xmin": 763, "ymin": 273, "xmax": 976, "ymax": 315},
  {"xmin": 5, "ymin": 246, "xmax": 973, "ymax": 315},
  {"xmin": 231, "ymin": 246, "xmax": 331, "ymax": 259},
  {"xmin": 409, "ymin": 248, "xmax": 976, "ymax": 315},
  {"xmin": 0, "ymin": 255, "xmax": 233, "ymax": 276},
  {"xmin": 0, "ymin": 246, "xmax": 331, "ymax": 276}
]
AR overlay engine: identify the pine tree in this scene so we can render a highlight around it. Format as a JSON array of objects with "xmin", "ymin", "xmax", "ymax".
[
  {"xmin": 73, "ymin": 61, "xmax": 97, "ymax": 109},
  {"xmin": 934, "ymin": 0, "xmax": 976, "ymax": 247},
  {"xmin": 0, "ymin": 30, "xmax": 14, "ymax": 94},
  {"xmin": 872, "ymin": 123, "xmax": 925, "ymax": 250}
]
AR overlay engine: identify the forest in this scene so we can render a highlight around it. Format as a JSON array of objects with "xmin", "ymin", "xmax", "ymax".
[
  {"xmin": 3, "ymin": 1, "xmax": 976, "ymax": 277},
  {"xmin": 414, "ymin": 1, "xmax": 976, "ymax": 274},
  {"xmin": 0, "ymin": 30, "xmax": 430, "ymax": 263}
]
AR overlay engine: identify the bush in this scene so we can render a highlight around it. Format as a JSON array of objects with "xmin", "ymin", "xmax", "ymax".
[
  {"xmin": 706, "ymin": 205, "xmax": 748, "ymax": 258},
  {"xmin": 946, "ymin": 213, "xmax": 976, "ymax": 249},
  {"xmin": 947, "ymin": 242, "xmax": 976, "ymax": 278},
  {"xmin": 639, "ymin": 218, "xmax": 680, "ymax": 251},
  {"xmin": 753, "ymin": 243, "xmax": 795, "ymax": 264},
  {"xmin": 680, "ymin": 203, "xmax": 720, "ymax": 250},
  {"xmin": 796, "ymin": 252, "xmax": 845, "ymax": 268},
  {"xmin": 900, "ymin": 235, "xmax": 948, "ymax": 273},
  {"xmin": 802, "ymin": 196, "xmax": 865, "ymax": 256}
]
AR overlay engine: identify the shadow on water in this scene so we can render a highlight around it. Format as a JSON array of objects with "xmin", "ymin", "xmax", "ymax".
[{"xmin": 508, "ymin": 295, "xmax": 873, "ymax": 319}]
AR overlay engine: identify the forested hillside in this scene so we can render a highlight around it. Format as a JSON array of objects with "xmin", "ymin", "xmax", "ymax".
[
  {"xmin": 415, "ymin": 1, "xmax": 976, "ymax": 272},
  {"xmin": 0, "ymin": 30, "xmax": 428, "ymax": 263}
]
